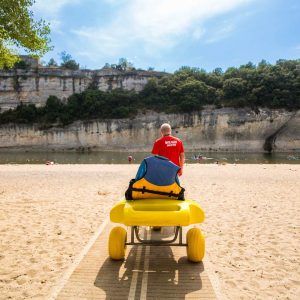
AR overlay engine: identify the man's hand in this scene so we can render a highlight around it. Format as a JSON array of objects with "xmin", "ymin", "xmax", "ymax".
[{"xmin": 178, "ymin": 168, "xmax": 183, "ymax": 176}]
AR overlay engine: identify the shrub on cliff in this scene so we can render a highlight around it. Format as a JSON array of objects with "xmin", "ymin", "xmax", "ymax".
[
  {"xmin": 47, "ymin": 58, "xmax": 58, "ymax": 67},
  {"xmin": 0, "ymin": 59, "xmax": 299, "ymax": 126},
  {"xmin": 104, "ymin": 58, "xmax": 135, "ymax": 71},
  {"xmin": 0, "ymin": 103, "xmax": 38, "ymax": 124},
  {"xmin": 59, "ymin": 51, "xmax": 79, "ymax": 70}
]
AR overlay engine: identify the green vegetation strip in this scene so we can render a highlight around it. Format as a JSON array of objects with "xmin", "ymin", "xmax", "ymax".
[{"xmin": 0, "ymin": 59, "xmax": 299, "ymax": 127}]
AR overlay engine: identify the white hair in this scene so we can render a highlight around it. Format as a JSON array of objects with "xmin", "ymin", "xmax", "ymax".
[{"xmin": 160, "ymin": 123, "xmax": 171, "ymax": 134}]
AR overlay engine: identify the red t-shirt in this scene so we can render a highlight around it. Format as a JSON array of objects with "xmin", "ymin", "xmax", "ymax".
[{"xmin": 151, "ymin": 135, "xmax": 184, "ymax": 166}]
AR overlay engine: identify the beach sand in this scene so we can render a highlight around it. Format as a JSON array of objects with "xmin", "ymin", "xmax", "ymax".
[{"xmin": 0, "ymin": 164, "xmax": 299, "ymax": 299}]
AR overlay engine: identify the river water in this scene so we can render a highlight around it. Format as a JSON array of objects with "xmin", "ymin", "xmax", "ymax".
[{"xmin": 0, "ymin": 151, "xmax": 299, "ymax": 164}]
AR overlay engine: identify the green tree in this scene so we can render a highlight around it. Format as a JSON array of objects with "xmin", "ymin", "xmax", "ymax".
[
  {"xmin": 59, "ymin": 51, "xmax": 79, "ymax": 70},
  {"xmin": 45, "ymin": 95, "xmax": 63, "ymax": 113},
  {"xmin": 117, "ymin": 58, "xmax": 134, "ymax": 71},
  {"xmin": 176, "ymin": 79, "xmax": 209, "ymax": 102},
  {"xmin": 257, "ymin": 59, "xmax": 269, "ymax": 69},
  {"xmin": 0, "ymin": 0, "xmax": 51, "ymax": 68},
  {"xmin": 13, "ymin": 59, "xmax": 30, "ymax": 69},
  {"xmin": 47, "ymin": 58, "xmax": 58, "ymax": 67},
  {"xmin": 103, "ymin": 62, "xmax": 111, "ymax": 69},
  {"xmin": 213, "ymin": 67, "xmax": 223, "ymax": 75},
  {"xmin": 223, "ymin": 78, "xmax": 247, "ymax": 99},
  {"xmin": 141, "ymin": 78, "xmax": 158, "ymax": 96},
  {"xmin": 1, "ymin": 59, "xmax": 300, "ymax": 127}
]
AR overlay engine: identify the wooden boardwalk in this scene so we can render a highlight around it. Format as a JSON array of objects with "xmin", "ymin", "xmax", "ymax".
[{"xmin": 56, "ymin": 223, "xmax": 216, "ymax": 300}]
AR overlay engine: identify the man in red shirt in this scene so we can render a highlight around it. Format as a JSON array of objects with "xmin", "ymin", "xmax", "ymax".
[{"xmin": 152, "ymin": 123, "xmax": 185, "ymax": 176}]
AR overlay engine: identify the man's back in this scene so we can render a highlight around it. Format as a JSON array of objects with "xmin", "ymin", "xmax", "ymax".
[{"xmin": 152, "ymin": 135, "xmax": 184, "ymax": 167}]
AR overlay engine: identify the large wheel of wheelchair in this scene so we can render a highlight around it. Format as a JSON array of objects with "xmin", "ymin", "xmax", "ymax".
[
  {"xmin": 108, "ymin": 226, "xmax": 127, "ymax": 260},
  {"xmin": 186, "ymin": 228, "xmax": 205, "ymax": 262}
]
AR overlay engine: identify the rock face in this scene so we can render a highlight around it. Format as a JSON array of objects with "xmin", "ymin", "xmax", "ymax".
[
  {"xmin": 0, "ymin": 67, "xmax": 166, "ymax": 111},
  {"xmin": 0, "ymin": 108, "xmax": 299, "ymax": 152}
]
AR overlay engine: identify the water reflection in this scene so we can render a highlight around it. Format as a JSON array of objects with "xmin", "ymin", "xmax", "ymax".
[{"xmin": 0, "ymin": 151, "xmax": 299, "ymax": 164}]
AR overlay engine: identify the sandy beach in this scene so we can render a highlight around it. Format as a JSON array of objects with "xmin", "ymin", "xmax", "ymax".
[{"xmin": 0, "ymin": 164, "xmax": 299, "ymax": 299}]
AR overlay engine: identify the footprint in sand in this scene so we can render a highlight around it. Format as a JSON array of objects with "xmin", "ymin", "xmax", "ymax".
[
  {"xmin": 16, "ymin": 277, "xmax": 27, "ymax": 285},
  {"xmin": 42, "ymin": 265, "xmax": 52, "ymax": 272},
  {"xmin": 22, "ymin": 291, "xmax": 31, "ymax": 298},
  {"xmin": 30, "ymin": 257, "xmax": 38, "ymax": 263},
  {"xmin": 225, "ymin": 280, "xmax": 237, "ymax": 288},
  {"xmin": 56, "ymin": 255, "xmax": 63, "ymax": 263},
  {"xmin": 227, "ymin": 241, "xmax": 234, "ymax": 247},
  {"xmin": 98, "ymin": 191, "xmax": 110, "ymax": 196},
  {"xmin": 249, "ymin": 280, "xmax": 260, "ymax": 289},
  {"xmin": 56, "ymin": 262, "xmax": 63, "ymax": 267},
  {"xmin": 27, "ymin": 269, "xmax": 37, "ymax": 278}
]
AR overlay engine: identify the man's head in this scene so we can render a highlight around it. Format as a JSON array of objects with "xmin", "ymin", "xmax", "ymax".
[{"xmin": 160, "ymin": 123, "xmax": 171, "ymax": 136}]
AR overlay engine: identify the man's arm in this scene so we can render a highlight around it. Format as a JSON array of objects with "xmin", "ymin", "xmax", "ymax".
[
  {"xmin": 179, "ymin": 152, "xmax": 185, "ymax": 175},
  {"xmin": 152, "ymin": 140, "xmax": 158, "ymax": 155},
  {"xmin": 179, "ymin": 152, "xmax": 185, "ymax": 167}
]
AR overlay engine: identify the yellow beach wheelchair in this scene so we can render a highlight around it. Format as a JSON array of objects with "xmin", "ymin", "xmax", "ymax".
[
  {"xmin": 108, "ymin": 199, "xmax": 205, "ymax": 262},
  {"xmin": 108, "ymin": 156, "xmax": 205, "ymax": 263}
]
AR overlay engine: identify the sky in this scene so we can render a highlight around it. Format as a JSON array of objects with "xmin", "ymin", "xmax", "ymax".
[{"xmin": 31, "ymin": 0, "xmax": 300, "ymax": 72}]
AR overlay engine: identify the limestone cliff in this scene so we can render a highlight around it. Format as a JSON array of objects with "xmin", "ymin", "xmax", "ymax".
[
  {"xmin": 0, "ymin": 67, "xmax": 166, "ymax": 111},
  {"xmin": 0, "ymin": 108, "xmax": 299, "ymax": 152}
]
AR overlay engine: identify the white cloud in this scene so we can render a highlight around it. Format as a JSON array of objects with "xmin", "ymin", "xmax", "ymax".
[
  {"xmin": 103, "ymin": 0, "xmax": 125, "ymax": 4},
  {"xmin": 32, "ymin": 0, "xmax": 80, "ymax": 15},
  {"xmin": 205, "ymin": 22, "xmax": 236, "ymax": 44},
  {"xmin": 48, "ymin": 19, "xmax": 63, "ymax": 34},
  {"xmin": 32, "ymin": 0, "xmax": 81, "ymax": 34},
  {"xmin": 130, "ymin": 0, "xmax": 241, "ymax": 39},
  {"xmin": 192, "ymin": 28, "xmax": 206, "ymax": 40},
  {"xmin": 73, "ymin": 0, "xmax": 252, "ymax": 58}
]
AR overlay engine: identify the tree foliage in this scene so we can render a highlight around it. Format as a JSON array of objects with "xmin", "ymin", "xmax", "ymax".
[
  {"xmin": 59, "ymin": 51, "xmax": 79, "ymax": 70},
  {"xmin": 0, "ymin": 59, "xmax": 299, "ymax": 126},
  {"xmin": 0, "ymin": 0, "xmax": 51, "ymax": 68},
  {"xmin": 103, "ymin": 58, "xmax": 135, "ymax": 71},
  {"xmin": 47, "ymin": 58, "xmax": 57, "ymax": 67}
]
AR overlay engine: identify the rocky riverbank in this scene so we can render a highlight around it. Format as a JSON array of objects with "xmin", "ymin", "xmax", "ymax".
[{"xmin": 0, "ymin": 108, "xmax": 299, "ymax": 152}]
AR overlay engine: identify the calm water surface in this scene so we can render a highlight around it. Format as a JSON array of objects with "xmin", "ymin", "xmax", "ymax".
[{"xmin": 0, "ymin": 151, "xmax": 299, "ymax": 164}]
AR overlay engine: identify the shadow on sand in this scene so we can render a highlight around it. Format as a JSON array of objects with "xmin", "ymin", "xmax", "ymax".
[{"xmin": 94, "ymin": 228, "xmax": 204, "ymax": 299}]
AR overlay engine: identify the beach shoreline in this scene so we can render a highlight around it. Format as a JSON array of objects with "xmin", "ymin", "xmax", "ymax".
[{"xmin": 0, "ymin": 164, "xmax": 299, "ymax": 299}]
